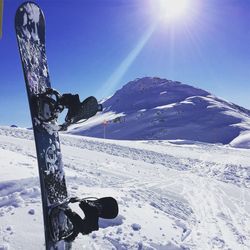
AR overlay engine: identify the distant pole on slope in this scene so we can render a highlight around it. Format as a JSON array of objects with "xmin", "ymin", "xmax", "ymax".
[
  {"xmin": 0, "ymin": 0, "xmax": 3, "ymax": 39},
  {"xmin": 103, "ymin": 120, "xmax": 107, "ymax": 139}
]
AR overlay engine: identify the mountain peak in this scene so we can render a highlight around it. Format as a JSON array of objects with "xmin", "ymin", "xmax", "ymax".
[
  {"xmin": 68, "ymin": 77, "xmax": 250, "ymax": 147},
  {"xmin": 104, "ymin": 77, "xmax": 210, "ymax": 113}
]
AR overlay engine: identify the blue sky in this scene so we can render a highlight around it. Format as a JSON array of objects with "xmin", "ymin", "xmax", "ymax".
[{"xmin": 1, "ymin": 0, "xmax": 250, "ymax": 127}]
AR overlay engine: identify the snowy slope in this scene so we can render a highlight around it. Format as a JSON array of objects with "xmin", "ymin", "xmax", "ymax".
[
  {"xmin": 0, "ymin": 126, "xmax": 249, "ymax": 250},
  {"xmin": 67, "ymin": 77, "xmax": 250, "ymax": 147}
]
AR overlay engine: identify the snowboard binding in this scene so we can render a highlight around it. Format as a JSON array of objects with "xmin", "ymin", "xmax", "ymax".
[
  {"xmin": 49, "ymin": 196, "xmax": 119, "ymax": 242},
  {"xmin": 33, "ymin": 88, "xmax": 103, "ymax": 131}
]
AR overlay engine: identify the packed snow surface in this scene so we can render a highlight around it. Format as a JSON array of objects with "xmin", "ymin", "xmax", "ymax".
[
  {"xmin": 0, "ymin": 126, "xmax": 249, "ymax": 250},
  {"xmin": 68, "ymin": 77, "xmax": 250, "ymax": 148}
]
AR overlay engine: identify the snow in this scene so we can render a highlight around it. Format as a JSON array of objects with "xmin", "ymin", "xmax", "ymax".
[
  {"xmin": 0, "ymin": 126, "xmax": 249, "ymax": 249},
  {"xmin": 131, "ymin": 223, "xmax": 141, "ymax": 231},
  {"xmin": 230, "ymin": 131, "xmax": 250, "ymax": 149},
  {"xmin": 67, "ymin": 111, "xmax": 126, "ymax": 132},
  {"xmin": 67, "ymin": 77, "xmax": 250, "ymax": 147},
  {"xmin": 154, "ymin": 103, "xmax": 176, "ymax": 110}
]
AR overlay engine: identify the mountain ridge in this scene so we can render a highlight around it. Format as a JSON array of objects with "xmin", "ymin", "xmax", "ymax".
[{"xmin": 67, "ymin": 77, "xmax": 250, "ymax": 147}]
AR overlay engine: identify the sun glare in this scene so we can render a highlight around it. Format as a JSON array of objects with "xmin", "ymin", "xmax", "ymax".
[{"xmin": 157, "ymin": 0, "xmax": 189, "ymax": 22}]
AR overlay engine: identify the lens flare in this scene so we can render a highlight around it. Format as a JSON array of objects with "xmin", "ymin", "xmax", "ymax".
[{"xmin": 157, "ymin": 0, "xmax": 189, "ymax": 21}]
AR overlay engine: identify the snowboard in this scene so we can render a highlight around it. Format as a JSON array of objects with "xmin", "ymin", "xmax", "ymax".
[{"xmin": 15, "ymin": 2, "xmax": 71, "ymax": 249}]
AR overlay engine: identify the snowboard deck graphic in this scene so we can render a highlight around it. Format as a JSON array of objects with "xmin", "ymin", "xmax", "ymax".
[{"xmin": 15, "ymin": 2, "xmax": 71, "ymax": 249}]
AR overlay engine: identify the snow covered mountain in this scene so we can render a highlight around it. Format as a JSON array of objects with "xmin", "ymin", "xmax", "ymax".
[{"xmin": 67, "ymin": 77, "xmax": 250, "ymax": 147}]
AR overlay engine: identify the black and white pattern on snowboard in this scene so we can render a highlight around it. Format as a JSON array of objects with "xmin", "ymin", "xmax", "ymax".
[{"xmin": 15, "ymin": 2, "xmax": 71, "ymax": 248}]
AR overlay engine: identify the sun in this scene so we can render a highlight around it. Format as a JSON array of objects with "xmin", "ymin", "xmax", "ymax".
[{"xmin": 156, "ymin": 0, "xmax": 190, "ymax": 22}]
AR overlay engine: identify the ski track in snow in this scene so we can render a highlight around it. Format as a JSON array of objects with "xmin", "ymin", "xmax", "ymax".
[{"xmin": 0, "ymin": 126, "xmax": 249, "ymax": 250}]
